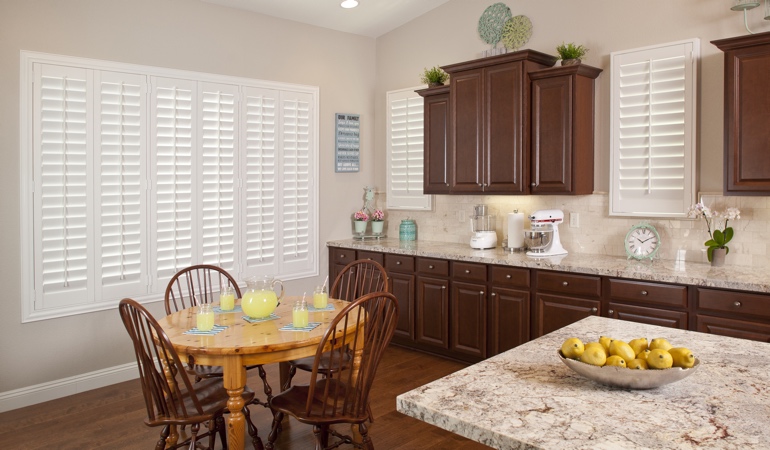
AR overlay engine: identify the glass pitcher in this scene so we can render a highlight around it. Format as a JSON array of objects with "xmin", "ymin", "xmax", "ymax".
[{"xmin": 241, "ymin": 275, "xmax": 285, "ymax": 318}]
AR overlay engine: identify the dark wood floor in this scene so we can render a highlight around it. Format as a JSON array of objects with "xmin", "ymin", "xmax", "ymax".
[{"xmin": 0, "ymin": 346, "xmax": 488, "ymax": 449}]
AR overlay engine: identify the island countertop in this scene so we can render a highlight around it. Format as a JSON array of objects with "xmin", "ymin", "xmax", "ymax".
[
  {"xmin": 396, "ymin": 315, "xmax": 770, "ymax": 449},
  {"xmin": 327, "ymin": 238, "xmax": 770, "ymax": 294}
]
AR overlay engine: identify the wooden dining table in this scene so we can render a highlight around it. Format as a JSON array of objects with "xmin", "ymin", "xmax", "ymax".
[{"xmin": 157, "ymin": 296, "xmax": 361, "ymax": 450}]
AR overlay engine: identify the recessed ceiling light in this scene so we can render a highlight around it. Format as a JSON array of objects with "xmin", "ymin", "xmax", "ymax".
[{"xmin": 341, "ymin": 0, "xmax": 358, "ymax": 8}]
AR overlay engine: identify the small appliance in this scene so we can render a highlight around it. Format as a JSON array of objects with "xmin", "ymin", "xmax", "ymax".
[
  {"xmin": 469, "ymin": 204, "xmax": 497, "ymax": 249},
  {"xmin": 523, "ymin": 209, "xmax": 567, "ymax": 257}
]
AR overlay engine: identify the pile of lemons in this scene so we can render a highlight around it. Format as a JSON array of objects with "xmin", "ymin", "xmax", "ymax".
[{"xmin": 560, "ymin": 336, "xmax": 695, "ymax": 370}]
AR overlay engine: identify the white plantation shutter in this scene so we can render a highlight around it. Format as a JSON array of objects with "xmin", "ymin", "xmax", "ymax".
[
  {"xmin": 150, "ymin": 77, "xmax": 197, "ymax": 286},
  {"xmin": 33, "ymin": 63, "xmax": 94, "ymax": 310},
  {"xmin": 94, "ymin": 71, "xmax": 148, "ymax": 301},
  {"xmin": 610, "ymin": 39, "xmax": 699, "ymax": 217},
  {"xmin": 199, "ymin": 82, "xmax": 238, "ymax": 272},
  {"xmin": 386, "ymin": 87, "xmax": 432, "ymax": 210}
]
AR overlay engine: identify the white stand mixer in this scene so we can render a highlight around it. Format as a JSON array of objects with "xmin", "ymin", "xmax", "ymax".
[{"xmin": 524, "ymin": 209, "xmax": 567, "ymax": 257}]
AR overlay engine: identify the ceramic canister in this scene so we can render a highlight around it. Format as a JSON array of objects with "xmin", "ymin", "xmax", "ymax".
[{"xmin": 399, "ymin": 219, "xmax": 416, "ymax": 241}]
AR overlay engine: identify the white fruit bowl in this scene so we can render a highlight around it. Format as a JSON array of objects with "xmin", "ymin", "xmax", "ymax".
[{"xmin": 558, "ymin": 351, "xmax": 700, "ymax": 389}]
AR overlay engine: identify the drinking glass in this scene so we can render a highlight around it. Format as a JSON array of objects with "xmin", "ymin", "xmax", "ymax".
[
  {"xmin": 196, "ymin": 304, "xmax": 215, "ymax": 331},
  {"xmin": 219, "ymin": 285, "xmax": 235, "ymax": 311},
  {"xmin": 292, "ymin": 299, "xmax": 309, "ymax": 328},
  {"xmin": 313, "ymin": 285, "xmax": 329, "ymax": 309}
]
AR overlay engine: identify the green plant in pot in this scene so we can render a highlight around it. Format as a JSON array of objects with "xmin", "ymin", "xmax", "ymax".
[
  {"xmin": 420, "ymin": 66, "xmax": 449, "ymax": 87},
  {"xmin": 556, "ymin": 42, "xmax": 588, "ymax": 66}
]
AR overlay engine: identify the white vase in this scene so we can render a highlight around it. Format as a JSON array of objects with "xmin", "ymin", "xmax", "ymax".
[
  {"xmin": 354, "ymin": 220, "xmax": 367, "ymax": 235},
  {"xmin": 371, "ymin": 221, "xmax": 384, "ymax": 235},
  {"xmin": 710, "ymin": 248, "xmax": 727, "ymax": 267}
]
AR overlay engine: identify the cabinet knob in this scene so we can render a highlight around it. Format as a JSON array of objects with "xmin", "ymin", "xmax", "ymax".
[
  {"xmin": 608, "ymin": 309, "xmax": 614, "ymax": 315},
  {"xmin": 429, "ymin": 265, "xmax": 434, "ymax": 269},
  {"xmin": 396, "ymin": 261, "xmax": 402, "ymax": 265},
  {"xmin": 491, "ymin": 292, "xmax": 496, "ymax": 297},
  {"xmin": 734, "ymin": 301, "xmax": 742, "ymax": 308},
  {"xmin": 562, "ymin": 281, "xmax": 569, "ymax": 286},
  {"xmin": 442, "ymin": 285, "xmax": 446, "ymax": 290},
  {"xmin": 479, "ymin": 291, "xmax": 484, "ymax": 295},
  {"xmin": 640, "ymin": 290, "xmax": 648, "ymax": 296},
  {"xmin": 465, "ymin": 269, "xmax": 470, "ymax": 274},
  {"xmin": 591, "ymin": 307, "xmax": 598, "ymax": 313},
  {"xmin": 531, "ymin": 182, "xmax": 536, "ymax": 187},
  {"xmin": 340, "ymin": 254, "xmax": 346, "ymax": 259},
  {"xmin": 505, "ymin": 274, "xmax": 512, "ymax": 279}
]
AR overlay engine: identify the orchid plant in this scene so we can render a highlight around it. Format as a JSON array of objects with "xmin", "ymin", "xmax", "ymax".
[
  {"xmin": 353, "ymin": 210, "xmax": 369, "ymax": 222},
  {"xmin": 371, "ymin": 209, "xmax": 385, "ymax": 222},
  {"xmin": 687, "ymin": 202, "xmax": 741, "ymax": 262}
]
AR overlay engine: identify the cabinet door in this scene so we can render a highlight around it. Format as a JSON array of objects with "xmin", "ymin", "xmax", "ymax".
[
  {"xmin": 423, "ymin": 89, "xmax": 452, "ymax": 194},
  {"xmin": 488, "ymin": 287, "xmax": 530, "ymax": 356},
  {"xmin": 415, "ymin": 276, "xmax": 449, "ymax": 349},
  {"xmin": 484, "ymin": 61, "xmax": 526, "ymax": 194},
  {"xmin": 607, "ymin": 302, "xmax": 688, "ymax": 329},
  {"xmin": 451, "ymin": 69, "xmax": 483, "ymax": 192},
  {"xmin": 696, "ymin": 314, "xmax": 770, "ymax": 342},
  {"xmin": 389, "ymin": 272, "xmax": 415, "ymax": 343},
  {"xmin": 531, "ymin": 75, "xmax": 573, "ymax": 194},
  {"xmin": 450, "ymin": 281, "xmax": 487, "ymax": 359},
  {"xmin": 533, "ymin": 293, "xmax": 600, "ymax": 338}
]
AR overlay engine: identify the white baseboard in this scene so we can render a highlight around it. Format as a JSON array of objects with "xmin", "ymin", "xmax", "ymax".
[{"xmin": 0, "ymin": 362, "xmax": 138, "ymax": 413}]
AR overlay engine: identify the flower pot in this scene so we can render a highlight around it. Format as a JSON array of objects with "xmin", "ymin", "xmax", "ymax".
[
  {"xmin": 428, "ymin": 82, "xmax": 444, "ymax": 88},
  {"xmin": 711, "ymin": 248, "xmax": 727, "ymax": 267},
  {"xmin": 561, "ymin": 58, "xmax": 581, "ymax": 66},
  {"xmin": 354, "ymin": 220, "xmax": 367, "ymax": 236},
  {"xmin": 371, "ymin": 221, "xmax": 384, "ymax": 235}
]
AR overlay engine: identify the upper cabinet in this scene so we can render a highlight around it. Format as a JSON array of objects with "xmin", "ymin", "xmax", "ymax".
[
  {"xmin": 416, "ymin": 85, "xmax": 452, "ymax": 194},
  {"xmin": 713, "ymin": 31, "xmax": 770, "ymax": 195}
]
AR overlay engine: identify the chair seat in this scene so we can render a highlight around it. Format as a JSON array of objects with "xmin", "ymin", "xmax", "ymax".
[
  {"xmin": 154, "ymin": 377, "xmax": 256, "ymax": 426},
  {"xmin": 270, "ymin": 379, "xmax": 364, "ymax": 427},
  {"xmin": 288, "ymin": 351, "xmax": 352, "ymax": 373},
  {"xmin": 188, "ymin": 363, "xmax": 262, "ymax": 379}
]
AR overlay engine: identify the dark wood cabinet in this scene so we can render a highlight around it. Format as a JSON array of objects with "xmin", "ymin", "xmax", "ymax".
[
  {"xmin": 604, "ymin": 278, "xmax": 688, "ymax": 329},
  {"xmin": 417, "ymin": 86, "xmax": 452, "ymax": 194},
  {"xmin": 415, "ymin": 276, "xmax": 450, "ymax": 349},
  {"xmin": 532, "ymin": 270, "xmax": 601, "ymax": 338},
  {"xmin": 450, "ymin": 261, "xmax": 488, "ymax": 361},
  {"xmin": 385, "ymin": 254, "xmax": 416, "ymax": 345},
  {"xmin": 713, "ymin": 32, "xmax": 770, "ymax": 194},
  {"xmin": 488, "ymin": 266, "xmax": 530, "ymax": 356},
  {"xmin": 529, "ymin": 64, "xmax": 602, "ymax": 195},
  {"xmin": 695, "ymin": 287, "xmax": 770, "ymax": 341},
  {"xmin": 329, "ymin": 247, "xmax": 356, "ymax": 283}
]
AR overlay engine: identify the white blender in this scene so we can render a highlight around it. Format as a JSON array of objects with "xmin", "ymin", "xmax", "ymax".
[
  {"xmin": 523, "ymin": 209, "xmax": 567, "ymax": 257},
  {"xmin": 470, "ymin": 204, "xmax": 497, "ymax": 250}
]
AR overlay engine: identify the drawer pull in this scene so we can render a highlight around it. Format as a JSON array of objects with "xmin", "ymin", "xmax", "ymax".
[
  {"xmin": 734, "ymin": 301, "xmax": 742, "ymax": 308},
  {"xmin": 429, "ymin": 265, "xmax": 434, "ymax": 269},
  {"xmin": 506, "ymin": 274, "xmax": 512, "ymax": 279},
  {"xmin": 640, "ymin": 290, "xmax": 648, "ymax": 296},
  {"xmin": 465, "ymin": 269, "xmax": 471, "ymax": 274},
  {"xmin": 396, "ymin": 261, "xmax": 402, "ymax": 265},
  {"xmin": 591, "ymin": 307, "xmax": 598, "ymax": 313},
  {"xmin": 340, "ymin": 254, "xmax": 346, "ymax": 259},
  {"xmin": 562, "ymin": 281, "xmax": 569, "ymax": 286}
]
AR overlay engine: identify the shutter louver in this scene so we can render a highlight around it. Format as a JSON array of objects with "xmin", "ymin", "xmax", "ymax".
[
  {"xmin": 95, "ymin": 71, "xmax": 148, "ymax": 300},
  {"xmin": 34, "ymin": 64, "xmax": 93, "ymax": 309},
  {"xmin": 199, "ymin": 83, "xmax": 238, "ymax": 272}
]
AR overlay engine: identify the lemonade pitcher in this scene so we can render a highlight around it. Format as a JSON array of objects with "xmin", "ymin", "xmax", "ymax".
[{"xmin": 241, "ymin": 275, "xmax": 285, "ymax": 318}]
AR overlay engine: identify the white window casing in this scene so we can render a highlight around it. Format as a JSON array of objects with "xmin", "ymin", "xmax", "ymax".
[{"xmin": 609, "ymin": 39, "xmax": 699, "ymax": 217}]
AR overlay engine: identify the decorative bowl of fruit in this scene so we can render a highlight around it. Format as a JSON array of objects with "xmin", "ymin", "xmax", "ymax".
[{"xmin": 558, "ymin": 336, "xmax": 700, "ymax": 390}]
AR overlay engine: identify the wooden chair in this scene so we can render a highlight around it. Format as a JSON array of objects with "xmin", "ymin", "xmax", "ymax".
[
  {"xmin": 282, "ymin": 259, "xmax": 389, "ymax": 391},
  {"xmin": 266, "ymin": 291, "xmax": 399, "ymax": 450},
  {"xmin": 118, "ymin": 298, "xmax": 262, "ymax": 450}
]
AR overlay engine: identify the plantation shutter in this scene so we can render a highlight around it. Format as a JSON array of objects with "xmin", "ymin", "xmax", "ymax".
[
  {"xmin": 279, "ymin": 91, "xmax": 314, "ymax": 275},
  {"xmin": 94, "ymin": 71, "xmax": 149, "ymax": 301},
  {"xmin": 610, "ymin": 39, "xmax": 699, "ymax": 217},
  {"xmin": 199, "ymin": 82, "xmax": 239, "ymax": 273},
  {"xmin": 33, "ymin": 63, "xmax": 94, "ymax": 310},
  {"xmin": 386, "ymin": 88, "xmax": 432, "ymax": 210},
  {"xmin": 150, "ymin": 77, "xmax": 197, "ymax": 287},
  {"xmin": 241, "ymin": 86, "xmax": 277, "ymax": 277}
]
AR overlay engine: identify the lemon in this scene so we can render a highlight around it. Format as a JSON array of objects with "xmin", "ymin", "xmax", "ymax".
[
  {"xmin": 628, "ymin": 338, "xmax": 649, "ymax": 355},
  {"xmin": 584, "ymin": 342, "xmax": 607, "ymax": 356},
  {"xmin": 647, "ymin": 348, "xmax": 673, "ymax": 369},
  {"xmin": 628, "ymin": 359, "xmax": 648, "ymax": 370},
  {"xmin": 636, "ymin": 349, "xmax": 651, "ymax": 361},
  {"xmin": 579, "ymin": 345, "xmax": 607, "ymax": 366},
  {"xmin": 561, "ymin": 338, "xmax": 585, "ymax": 359},
  {"xmin": 609, "ymin": 340, "xmax": 636, "ymax": 363},
  {"xmin": 605, "ymin": 355, "xmax": 626, "ymax": 367},
  {"xmin": 649, "ymin": 338, "xmax": 673, "ymax": 351},
  {"xmin": 669, "ymin": 347, "xmax": 696, "ymax": 368},
  {"xmin": 599, "ymin": 336, "xmax": 614, "ymax": 354}
]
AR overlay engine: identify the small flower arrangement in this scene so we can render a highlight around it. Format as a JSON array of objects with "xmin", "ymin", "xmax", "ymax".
[
  {"xmin": 353, "ymin": 210, "xmax": 369, "ymax": 222},
  {"xmin": 687, "ymin": 202, "xmax": 741, "ymax": 262},
  {"xmin": 372, "ymin": 209, "xmax": 385, "ymax": 222}
]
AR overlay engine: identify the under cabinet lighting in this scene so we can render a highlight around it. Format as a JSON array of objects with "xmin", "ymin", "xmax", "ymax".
[{"xmin": 341, "ymin": 0, "xmax": 358, "ymax": 8}]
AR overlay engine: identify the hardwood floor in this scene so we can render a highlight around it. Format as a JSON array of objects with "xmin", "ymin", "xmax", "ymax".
[{"xmin": 0, "ymin": 346, "xmax": 488, "ymax": 449}]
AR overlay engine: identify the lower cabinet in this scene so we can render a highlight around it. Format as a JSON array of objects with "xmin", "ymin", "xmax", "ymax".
[
  {"xmin": 414, "ymin": 275, "xmax": 449, "ymax": 349},
  {"xmin": 488, "ymin": 265, "xmax": 530, "ymax": 356},
  {"xmin": 450, "ymin": 281, "xmax": 487, "ymax": 360},
  {"xmin": 605, "ymin": 278, "xmax": 688, "ymax": 329},
  {"xmin": 695, "ymin": 287, "xmax": 770, "ymax": 342},
  {"xmin": 533, "ymin": 270, "xmax": 601, "ymax": 338},
  {"xmin": 385, "ymin": 254, "xmax": 416, "ymax": 346}
]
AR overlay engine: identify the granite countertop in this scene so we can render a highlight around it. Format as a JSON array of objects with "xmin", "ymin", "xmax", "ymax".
[
  {"xmin": 327, "ymin": 238, "xmax": 770, "ymax": 294},
  {"xmin": 396, "ymin": 315, "xmax": 770, "ymax": 449}
]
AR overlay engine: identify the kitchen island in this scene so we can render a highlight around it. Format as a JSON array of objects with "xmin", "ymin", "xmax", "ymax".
[{"xmin": 397, "ymin": 316, "xmax": 770, "ymax": 449}]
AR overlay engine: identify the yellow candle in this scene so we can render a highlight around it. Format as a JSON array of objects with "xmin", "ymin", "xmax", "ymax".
[
  {"xmin": 219, "ymin": 293, "xmax": 235, "ymax": 311},
  {"xmin": 313, "ymin": 292, "xmax": 329, "ymax": 309},
  {"xmin": 293, "ymin": 308, "xmax": 309, "ymax": 328}
]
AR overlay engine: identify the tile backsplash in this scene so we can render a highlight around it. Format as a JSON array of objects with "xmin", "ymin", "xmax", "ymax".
[{"xmin": 378, "ymin": 192, "xmax": 770, "ymax": 268}]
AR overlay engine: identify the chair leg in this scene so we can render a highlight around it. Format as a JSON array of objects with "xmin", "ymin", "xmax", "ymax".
[
  {"xmin": 312, "ymin": 425, "xmax": 329, "ymax": 450},
  {"xmin": 187, "ymin": 423, "xmax": 200, "ymax": 450},
  {"xmin": 265, "ymin": 410, "xmax": 284, "ymax": 450},
  {"xmin": 282, "ymin": 364, "xmax": 297, "ymax": 391},
  {"xmin": 156, "ymin": 425, "xmax": 170, "ymax": 450},
  {"xmin": 359, "ymin": 422, "xmax": 374, "ymax": 450},
  {"xmin": 216, "ymin": 415, "xmax": 228, "ymax": 450},
  {"xmin": 253, "ymin": 365, "xmax": 274, "ymax": 411},
  {"xmin": 207, "ymin": 418, "xmax": 217, "ymax": 450},
  {"xmin": 243, "ymin": 406, "xmax": 264, "ymax": 450}
]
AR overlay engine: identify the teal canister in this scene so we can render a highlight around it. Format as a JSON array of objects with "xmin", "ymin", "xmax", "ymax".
[{"xmin": 399, "ymin": 219, "xmax": 416, "ymax": 241}]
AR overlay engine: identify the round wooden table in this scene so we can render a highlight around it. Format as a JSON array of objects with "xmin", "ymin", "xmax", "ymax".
[{"xmin": 157, "ymin": 297, "xmax": 361, "ymax": 450}]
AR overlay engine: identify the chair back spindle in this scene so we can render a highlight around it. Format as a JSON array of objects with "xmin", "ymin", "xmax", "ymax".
[
  {"xmin": 331, "ymin": 260, "xmax": 389, "ymax": 302},
  {"xmin": 164, "ymin": 264, "xmax": 242, "ymax": 315}
]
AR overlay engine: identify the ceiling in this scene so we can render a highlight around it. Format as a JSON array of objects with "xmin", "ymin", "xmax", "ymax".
[{"xmin": 201, "ymin": 0, "xmax": 451, "ymax": 38}]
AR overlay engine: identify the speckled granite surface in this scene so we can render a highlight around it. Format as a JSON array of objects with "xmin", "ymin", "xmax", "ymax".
[
  {"xmin": 397, "ymin": 316, "xmax": 770, "ymax": 449},
  {"xmin": 327, "ymin": 239, "xmax": 770, "ymax": 294}
]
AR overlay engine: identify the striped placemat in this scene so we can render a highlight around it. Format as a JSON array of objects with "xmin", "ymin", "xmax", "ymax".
[
  {"xmin": 279, "ymin": 322, "xmax": 322, "ymax": 332},
  {"xmin": 242, "ymin": 313, "xmax": 280, "ymax": 324},
  {"xmin": 214, "ymin": 305, "xmax": 243, "ymax": 313},
  {"xmin": 307, "ymin": 304, "xmax": 335, "ymax": 312},
  {"xmin": 183, "ymin": 324, "xmax": 228, "ymax": 335}
]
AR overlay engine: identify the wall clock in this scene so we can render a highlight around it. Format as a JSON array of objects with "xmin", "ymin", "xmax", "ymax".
[{"xmin": 624, "ymin": 222, "xmax": 660, "ymax": 261}]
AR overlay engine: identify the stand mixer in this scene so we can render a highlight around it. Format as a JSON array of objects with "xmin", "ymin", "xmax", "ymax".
[
  {"xmin": 523, "ymin": 209, "xmax": 567, "ymax": 257},
  {"xmin": 470, "ymin": 204, "xmax": 497, "ymax": 249}
]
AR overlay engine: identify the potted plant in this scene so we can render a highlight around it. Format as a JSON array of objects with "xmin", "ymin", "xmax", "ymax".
[
  {"xmin": 687, "ymin": 202, "xmax": 741, "ymax": 266},
  {"xmin": 420, "ymin": 66, "xmax": 449, "ymax": 87},
  {"xmin": 371, "ymin": 209, "xmax": 385, "ymax": 235},
  {"xmin": 556, "ymin": 42, "xmax": 588, "ymax": 66},
  {"xmin": 353, "ymin": 209, "xmax": 369, "ymax": 236}
]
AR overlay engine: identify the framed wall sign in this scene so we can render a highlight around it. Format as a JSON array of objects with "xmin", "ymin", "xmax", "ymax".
[{"xmin": 335, "ymin": 113, "xmax": 360, "ymax": 173}]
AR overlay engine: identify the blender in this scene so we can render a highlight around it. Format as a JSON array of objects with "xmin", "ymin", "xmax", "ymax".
[{"xmin": 470, "ymin": 204, "xmax": 497, "ymax": 249}]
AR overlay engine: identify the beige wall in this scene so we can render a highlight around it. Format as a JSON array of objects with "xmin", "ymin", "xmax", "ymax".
[
  {"xmin": 373, "ymin": 0, "xmax": 770, "ymax": 267},
  {"xmin": 0, "ymin": 0, "xmax": 376, "ymax": 393}
]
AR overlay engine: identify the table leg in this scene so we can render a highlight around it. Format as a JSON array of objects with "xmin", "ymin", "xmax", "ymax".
[
  {"xmin": 278, "ymin": 361, "xmax": 290, "ymax": 391},
  {"xmin": 223, "ymin": 356, "xmax": 247, "ymax": 450}
]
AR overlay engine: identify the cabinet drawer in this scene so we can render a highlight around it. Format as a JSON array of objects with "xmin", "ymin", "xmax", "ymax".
[
  {"xmin": 357, "ymin": 250, "xmax": 384, "ymax": 265},
  {"xmin": 330, "ymin": 248, "xmax": 356, "ymax": 264},
  {"xmin": 536, "ymin": 271, "xmax": 600, "ymax": 297},
  {"xmin": 609, "ymin": 279, "xmax": 687, "ymax": 309},
  {"xmin": 490, "ymin": 266, "xmax": 529, "ymax": 288},
  {"xmin": 696, "ymin": 288, "xmax": 770, "ymax": 320},
  {"xmin": 452, "ymin": 261, "xmax": 487, "ymax": 282},
  {"xmin": 696, "ymin": 314, "xmax": 770, "ymax": 343},
  {"xmin": 417, "ymin": 257, "xmax": 449, "ymax": 277},
  {"xmin": 385, "ymin": 254, "xmax": 415, "ymax": 273}
]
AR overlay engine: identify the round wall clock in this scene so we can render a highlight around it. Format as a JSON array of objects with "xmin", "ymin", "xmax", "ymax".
[{"xmin": 624, "ymin": 222, "xmax": 660, "ymax": 261}]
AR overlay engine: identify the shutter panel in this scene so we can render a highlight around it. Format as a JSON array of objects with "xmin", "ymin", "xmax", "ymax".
[
  {"xmin": 280, "ymin": 91, "xmax": 314, "ymax": 274},
  {"xmin": 95, "ymin": 71, "xmax": 149, "ymax": 300},
  {"xmin": 33, "ymin": 63, "xmax": 94, "ymax": 310},
  {"xmin": 199, "ymin": 82, "xmax": 238, "ymax": 272},
  {"xmin": 610, "ymin": 40, "xmax": 698, "ymax": 217},
  {"xmin": 386, "ymin": 88, "xmax": 432, "ymax": 210},
  {"xmin": 241, "ymin": 86, "xmax": 277, "ymax": 276},
  {"xmin": 150, "ymin": 77, "xmax": 197, "ymax": 287}
]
